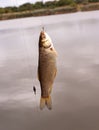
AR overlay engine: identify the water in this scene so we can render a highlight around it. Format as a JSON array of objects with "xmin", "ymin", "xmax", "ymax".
[{"xmin": 0, "ymin": 11, "xmax": 99, "ymax": 130}]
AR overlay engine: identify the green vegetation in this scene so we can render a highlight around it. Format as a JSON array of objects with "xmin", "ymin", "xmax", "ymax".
[
  {"xmin": 75, "ymin": 0, "xmax": 99, "ymax": 3},
  {"xmin": 0, "ymin": 0, "xmax": 99, "ymax": 20}
]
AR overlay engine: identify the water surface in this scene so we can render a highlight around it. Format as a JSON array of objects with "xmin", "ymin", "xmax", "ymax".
[{"xmin": 0, "ymin": 11, "xmax": 99, "ymax": 130}]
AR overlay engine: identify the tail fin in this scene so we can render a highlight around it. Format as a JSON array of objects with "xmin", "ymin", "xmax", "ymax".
[{"xmin": 40, "ymin": 96, "xmax": 52, "ymax": 110}]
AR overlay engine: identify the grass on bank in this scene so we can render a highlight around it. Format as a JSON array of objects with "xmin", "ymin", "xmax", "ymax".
[{"xmin": 0, "ymin": 2, "xmax": 99, "ymax": 20}]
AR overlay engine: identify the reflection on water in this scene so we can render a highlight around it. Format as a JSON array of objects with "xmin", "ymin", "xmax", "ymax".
[{"xmin": 0, "ymin": 11, "xmax": 99, "ymax": 130}]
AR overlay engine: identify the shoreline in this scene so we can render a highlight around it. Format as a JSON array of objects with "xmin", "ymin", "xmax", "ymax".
[{"xmin": 0, "ymin": 2, "xmax": 99, "ymax": 21}]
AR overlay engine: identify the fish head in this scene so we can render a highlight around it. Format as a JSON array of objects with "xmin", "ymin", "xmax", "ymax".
[{"xmin": 39, "ymin": 31, "xmax": 53, "ymax": 49}]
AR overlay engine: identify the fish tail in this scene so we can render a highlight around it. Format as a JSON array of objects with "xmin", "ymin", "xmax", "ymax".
[
  {"xmin": 40, "ymin": 96, "xmax": 52, "ymax": 110},
  {"xmin": 45, "ymin": 96, "xmax": 52, "ymax": 110}
]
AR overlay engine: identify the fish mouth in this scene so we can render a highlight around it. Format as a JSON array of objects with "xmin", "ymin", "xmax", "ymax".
[{"xmin": 39, "ymin": 31, "xmax": 52, "ymax": 48}]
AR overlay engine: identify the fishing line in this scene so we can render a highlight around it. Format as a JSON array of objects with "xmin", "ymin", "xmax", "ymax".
[{"xmin": 40, "ymin": 0, "xmax": 45, "ymax": 32}]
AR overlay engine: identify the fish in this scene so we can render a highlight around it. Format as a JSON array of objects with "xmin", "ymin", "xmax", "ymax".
[{"xmin": 38, "ymin": 29, "xmax": 57, "ymax": 110}]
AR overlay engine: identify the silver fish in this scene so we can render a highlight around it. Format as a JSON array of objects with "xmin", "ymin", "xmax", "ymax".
[{"xmin": 38, "ymin": 30, "xmax": 57, "ymax": 110}]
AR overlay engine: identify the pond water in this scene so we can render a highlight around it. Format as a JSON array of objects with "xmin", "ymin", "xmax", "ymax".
[{"xmin": 0, "ymin": 11, "xmax": 99, "ymax": 130}]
